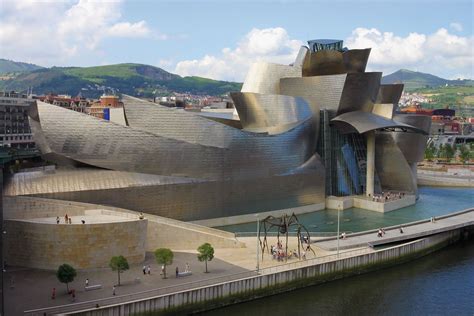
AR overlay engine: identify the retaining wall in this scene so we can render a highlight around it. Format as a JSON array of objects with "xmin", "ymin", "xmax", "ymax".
[{"xmin": 60, "ymin": 229, "xmax": 462, "ymax": 316}]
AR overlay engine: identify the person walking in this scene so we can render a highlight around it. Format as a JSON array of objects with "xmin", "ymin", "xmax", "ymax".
[
  {"xmin": 142, "ymin": 265, "xmax": 146, "ymax": 275},
  {"xmin": 400, "ymin": 226, "xmax": 404, "ymax": 234},
  {"xmin": 51, "ymin": 287, "xmax": 56, "ymax": 300},
  {"xmin": 112, "ymin": 285, "xmax": 116, "ymax": 296},
  {"xmin": 147, "ymin": 265, "xmax": 151, "ymax": 275},
  {"xmin": 56, "ymin": 216, "xmax": 60, "ymax": 224},
  {"xmin": 175, "ymin": 266, "xmax": 179, "ymax": 278},
  {"xmin": 85, "ymin": 278, "xmax": 89, "ymax": 288}
]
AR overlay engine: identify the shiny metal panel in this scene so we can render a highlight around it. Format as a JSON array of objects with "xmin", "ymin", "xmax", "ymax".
[
  {"xmin": 280, "ymin": 74, "xmax": 347, "ymax": 112},
  {"xmin": 230, "ymin": 92, "xmax": 312, "ymax": 132},
  {"xmin": 4, "ymin": 168, "xmax": 326, "ymax": 221},
  {"xmin": 331, "ymin": 111, "xmax": 429, "ymax": 135},
  {"xmin": 375, "ymin": 132, "xmax": 417, "ymax": 194},
  {"xmin": 337, "ymin": 72, "xmax": 382, "ymax": 115},
  {"xmin": 391, "ymin": 114, "xmax": 431, "ymax": 163},
  {"xmin": 241, "ymin": 62, "xmax": 301, "ymax": 95},
  {"xmin": 376, "ymin": 84, "xmax": 404, "ymax": 106},
  {"xmin": 294, "ymin": 46, "xmax": 309, "ymax": 68},
  {"xmin": 32, "ymin": 101, "xmax": 317, "ymax": 180},
  {"xmin": 303, "ymin": 50, "xmax": 345, "ymax": 76},
  {"xmin": 343, "ymin": 48, "xmax": 371, "ymax": 73},
  {"xmin": 372, "ymin": 103, "xmax": 394, "ymax": 119}
]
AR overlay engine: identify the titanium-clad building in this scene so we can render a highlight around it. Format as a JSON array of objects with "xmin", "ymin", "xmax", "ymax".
[{"xmin": 4, "ymin": 39, "xmax": 430, "ymax": 221}]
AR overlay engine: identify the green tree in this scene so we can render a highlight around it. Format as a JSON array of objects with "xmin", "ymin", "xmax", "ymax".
[
  {"xmin": 459, "ymin": 144, "xmax": 471, "ymax": 164},
  {"xmin": 109, "ymin": 255, "xmax": 130, "ymax": 286},
  {"xmin": 445, "ymin": 143, "xmax": 455, "ymax": 161},
  {"xmin": 424, "ymin": 143, "xmax": 435, "ymax": 161},
  {"xmin": 56, "ymin": 264, "xmax": 77, "ymax": 293},
  {"xmin": 155, "ymin": 248, "xmax": 173, "ymax": 279},
  {"xmin": 197, "ymin": 243, "xmax": 214, "ymax": 273}
]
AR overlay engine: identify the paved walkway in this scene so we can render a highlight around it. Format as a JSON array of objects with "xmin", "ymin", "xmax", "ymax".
[
  {"xmin": 5, "ymin": 252, "xmax": 249, "ymax": 316},
  {"xmin": 316, "ymin": 209, "xmax": 474, "ymax": 251}
]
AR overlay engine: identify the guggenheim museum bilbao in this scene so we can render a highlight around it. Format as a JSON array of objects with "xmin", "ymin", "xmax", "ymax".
[{"xmin": 5, "ymin": 39, "xmax": 431, "ymax": 222}]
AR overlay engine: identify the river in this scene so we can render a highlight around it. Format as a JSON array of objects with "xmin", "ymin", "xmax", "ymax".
[{"xmin": 200, "ymin": 238, "xmax": 474, "ymax": 315}]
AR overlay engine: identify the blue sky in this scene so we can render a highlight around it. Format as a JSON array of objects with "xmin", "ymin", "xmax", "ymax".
[{"xmin": 0, "ymin": 0, "xmax": 472, "ymax": 80}]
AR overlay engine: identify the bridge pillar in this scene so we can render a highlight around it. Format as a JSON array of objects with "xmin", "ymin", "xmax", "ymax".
[{"xmin": 366, "ymin": 131, "xmax": 375, "ymax": 197}]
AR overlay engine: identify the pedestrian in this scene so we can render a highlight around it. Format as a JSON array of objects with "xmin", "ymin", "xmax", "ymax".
[
  {"xmin": 185, "ymin": 262, "xmax": 190, "ymax": 272},
  {"xmin": 56, "ymin": 216, "xmax": 60, "ymax": 224},
  {"xmin": 85, "ymin": 278, "xmax": 89, "ymax": 288},
  {"xmin": 71, "ymin": 289, "xmax": 76, "ymax": 302},
  {"xmin": 69, "ymin": 217, "xmax": 72, "ymax": 224},
  {"xmin": 142, "ymin": 265, "xmax": 146, "ymax": 275},
  {"xmin": 160, "ymin": 265, "xmax": 165, "ymax": 276},
  {"xmin": 51, "ymin": 287, "xmax": 56, "ymax": 300},
  {"xmin": 112, "ymin": 285, "xmax": 116, "ymax": 296},
  {"xmin": 65, "ymin": 214, "xmax": 68, "ymax": 223},
  {"xmin": 176, "ymin": 266, "xmax": 179, "ymax": 278},
  {"xmin": 400, "ymin": 226, "xmax": 404, "ymax": 234},
  {"xmin": 147, "ymin": 265, "xmax": 151, "ymax": 275}
]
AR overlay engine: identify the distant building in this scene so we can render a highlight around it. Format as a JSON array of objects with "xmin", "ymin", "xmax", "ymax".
[
  {"xmin": 86, "ymin": 95, "xmax": 123, "ymax": 119},
  {"xmin": 0, "ymin": 91, "xmax": 36, "ymax": 150}
]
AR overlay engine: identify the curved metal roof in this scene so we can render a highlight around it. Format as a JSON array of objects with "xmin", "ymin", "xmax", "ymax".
[{"xmin": 331, "ymin": 111, "xmax": 428, "ymax": 135}]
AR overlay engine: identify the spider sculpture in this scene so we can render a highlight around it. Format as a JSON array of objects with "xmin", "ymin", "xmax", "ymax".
[{"xmin": 258, "ymin": 213, "xmax": 315, "ymax": 261}]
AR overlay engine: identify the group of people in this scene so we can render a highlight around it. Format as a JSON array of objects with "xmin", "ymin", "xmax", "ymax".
[
  {"xmin": 142, "ymin": 265, "xmax": 152, "ymax": 275},
  {"xmin": 56, "ymin": 214, "xmax": 73, "ymax": 224},
  {"xmin": 371, "ymin": 191, "xmax": 406, "ymax": 203},
  {"xmin": 270, "ymin": 240, "xmax": 310, "ymax": 261},
  {"xmin": 55, "ymin": 214, "xmax": 86, "ymax": 224}
]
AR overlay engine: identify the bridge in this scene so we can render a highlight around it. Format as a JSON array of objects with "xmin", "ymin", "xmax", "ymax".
[{"xmin": 315, "ymin": 208, "xmax": 474, "ymax": 251}]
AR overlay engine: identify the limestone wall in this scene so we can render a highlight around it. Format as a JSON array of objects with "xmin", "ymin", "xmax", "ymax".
[
  {"xmin": 5, "ymin": 196, "xmax": 244, "ymax": 257},
  {"xmin": 4, "ymin": 219, "xmax": 147, "ymax": 270}
]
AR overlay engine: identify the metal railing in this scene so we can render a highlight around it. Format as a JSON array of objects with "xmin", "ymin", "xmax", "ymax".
[
  {"xmin": 234, "ymin": 231, "xmax": 353, "ymax": 238},
  {"xmin": 24, "ymin": 245, "xmax": 372, "ymax": 316},
  {"xmin": 25, "ymin": 208, "xmax": 474, "ymax": 315}
]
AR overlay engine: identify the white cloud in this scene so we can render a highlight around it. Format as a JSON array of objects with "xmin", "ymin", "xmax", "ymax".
[
  {"xmin": 107, "ymin": 21, "xmax": 151, "ymax": 38},
  {"xmin": 450, "ymin": 22, "xmax": 463, "ymax": 32},
  {"xmin": 346, "ymin": 27, "xmax": 473, "ymax": 79},
  {"xmin": 175, "ymin": 26, "xmax": 473, "ymax": 81},
  {"xmin": 0, "ymin": 0, "xmax": 160, "ymax": 66},
  {"xmin": 175, "ymin": 27, "xmax": 303, "ymax": 81}
]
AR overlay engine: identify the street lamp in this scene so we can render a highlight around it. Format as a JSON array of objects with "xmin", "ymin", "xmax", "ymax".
[
  {"xmin": 336, "ymin": 208, "xmax": 340, "ymax": 257},
  {"xmin": 256, "ymin": 214, "xmax": 260, "ymax": 273}
]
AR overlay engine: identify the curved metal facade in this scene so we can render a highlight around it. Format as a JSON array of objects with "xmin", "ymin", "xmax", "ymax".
[
  {"xmin": 391, "ymin": 114, "xmax": 432, "ymax": 163},
  {"xmin": 229, "ymin": 92, "xmax": 313, "ymax": 132},
  {"xmin": 241, "ymin": 62, "xmax": 301, "ymax": 95},
  {"xmin": 16, "ymin": 37, "xmax": 432, "ymax": 220}
]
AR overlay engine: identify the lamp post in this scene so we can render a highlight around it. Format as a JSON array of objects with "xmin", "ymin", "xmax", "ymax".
[
  {"xmin": 256, "ymin": 214, "xmax": 260, "ymax": 273},
  {"xmin": 336, "ymin": 209, "xmax": 340, "ymax": 257}
]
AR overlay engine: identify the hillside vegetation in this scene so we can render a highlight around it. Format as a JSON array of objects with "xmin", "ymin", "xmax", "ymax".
[
  {"xmin": 0, "ymin": 62, "xmax": 241, "ymax": 97},
  {"xmin": 382, "ymin": 69, "xmax": 473, "ymax": 91},
  {"xmin": 0, "ymin": 59, "xmax": 43, "ymax": 74}
]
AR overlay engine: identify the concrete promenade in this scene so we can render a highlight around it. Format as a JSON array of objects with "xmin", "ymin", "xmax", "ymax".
[
  {"xmin": 316, "ymin": 208, "xmax": 474, "ymax": 251},
  {"xmin": 17, "ymin": 208, "xmax": 474, "ymax": 316}
]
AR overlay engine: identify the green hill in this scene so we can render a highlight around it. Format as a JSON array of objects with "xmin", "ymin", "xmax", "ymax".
[
  {"xmin": 0, "ymin": 59, "xmax": 43, "ymax": 74},
  {"xmin": 0, "ymin": 63, "xmax": 242, "ymax": 97},
  {"xmin": 381, "ymin": 69, "xmax": 473, "ymax": 91}
]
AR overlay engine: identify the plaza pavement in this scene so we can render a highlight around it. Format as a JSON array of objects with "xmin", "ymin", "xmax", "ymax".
[
  {"xmin": 4, "ymin": 252, "xmax": 249, "ymax": 316},
  {"xmin": 5, "ymin": 236, "xmax": 335, "ymax": 316}
]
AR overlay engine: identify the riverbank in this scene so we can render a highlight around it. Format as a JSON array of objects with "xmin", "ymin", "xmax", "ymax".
[{"xmin": 45, "ymin": 219, "xmax": 472, "ymax": 315}]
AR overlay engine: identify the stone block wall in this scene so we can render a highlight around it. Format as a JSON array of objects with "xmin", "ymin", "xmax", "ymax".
[{"xmin": 4, "ymin": 219, "xmax": 147, "ymax": 270}]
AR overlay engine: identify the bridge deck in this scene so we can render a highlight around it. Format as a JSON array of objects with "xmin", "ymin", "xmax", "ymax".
[{"xmin": 315, "ymin": 209, "xmax": 474, "ymax": 251}]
